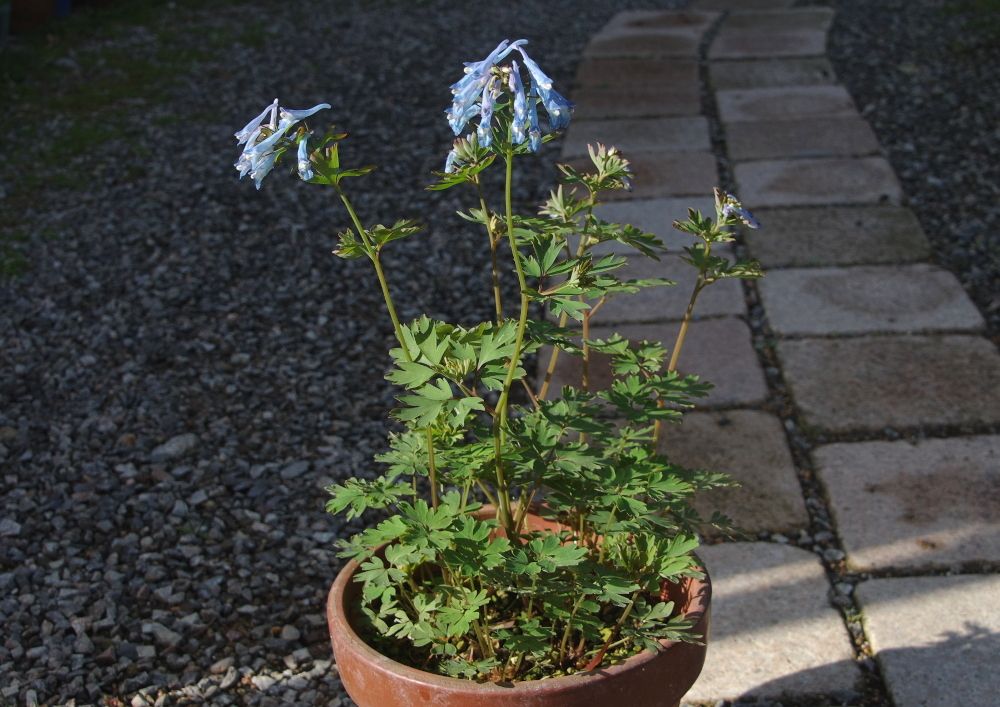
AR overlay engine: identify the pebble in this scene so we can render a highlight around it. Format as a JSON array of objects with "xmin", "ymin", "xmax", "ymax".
[
  {"xmin": 0, "ymin": 518, "xmax": 21, "ymax": 537},
  {"xmin": 151, "ymin": 434, "xmax": 199, "ymax": 462}
]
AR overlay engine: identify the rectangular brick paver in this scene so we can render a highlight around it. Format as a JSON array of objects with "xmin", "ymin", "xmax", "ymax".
[
  {"xmin": 778, "ymin": 335, "xmax": 1000, "ymax": 433},
  {"xmin": 684, "ymin": 542, "xmax": 859, "ymax": 703},
  {"xmin": 717, "ymin": 85, "xmax": 858, "ymax": 123},
  {"xmin": 694, "ymin": 0, "xmax": 796, "ymax": 9},
  {"xmin": 816, "ymin": 436, "xmax": 1000, "ymax": 571},
  {"xmin": 561, "ymin": 117, "xmax": 710, "ymax": 158},
  {"xmin": 571, "ymin": 86, "xmax": 701, "ymax": 120},
  {"xmin": 710, "ymin": 57, "xmax": 836, "ymax": 89},
  {"xmin": 605, "ymin": 9, "xmax": 718, "ymax": 32},
  {"xmin": 735, "ymin": 157, "xmax": 903, "ymax": 207},
  {"xmin": 710, "ymin": 8, "xmax": 834, "ymax": 60},
  {"xmin": 544, "ymin": 318, "xmax": 766, "ymax": 409},
  {"xmin": 726, "ymin": 117, "xmax": 879, "ymax": 160},
  {"xmin": 759, "ymin": 264, "xmax": 984, "ymax": 336},
  {"xmin": 856, "ymin": 575, "xmax": 1000, "ymax": 707},
  {"xmin": 744, "ymin": 205, "xmax": 932, "ymax": 267},
  {"xmin": 568, "ymin": 151, "xmax": 718, "ymax": 201},
  {"xmin": 584, "ymin": 33, "xmax": 701, "ymax": 59},
  {"xmin": 573, "ymin": 57, "xmax": 698, "ymax": 90},
  {"xmin": 659, "ymin": 410, "xmax": 809, "ymax": 536}
]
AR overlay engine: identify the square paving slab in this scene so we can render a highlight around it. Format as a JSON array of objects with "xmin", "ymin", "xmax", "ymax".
[
  {"xmin": 561, "ymin": 117, "xmax": 711, "ymax": 158},
  {"xmin": 759, "ymin": 264, "xmax": 984, "ymax": 336},
  {"xmin": 573, "ymin": 57, "xmax": 699, "ymax": 90},
  {"xmin": 543, "ymin": 318, "xmax": 766, "ymax": 408},
  {"xmin": 595, "ymin": 197, "xmax": 715, "ymax": 243},
  {"xmin": 816, "ymin": 436, "xmax": 1000, "ymax": 571},
  {"xmin": 683, "ymin": 542, "xmax": 859, "ymax": 703},
  {"xmin": 567, "ymin": 151, "xmax": 718, "ymax": 200},
  {"xmin": 743, "ymin": 205, "xmax": 932, "ymax": 267},
  {"xmin": 726, "ymin": 117, "xmax": 880, "ymax": 160},
  {"xmin": 735, "ymin": 157, "xmax": 903, "ymax": 207},
  {"xmin": 659, "ymin": 410, "xmax": 809, "ymax": 536},
  {"xmin": 710, "ymin": 57, "xmax": 836, "ymax": 89},
  {"xmin": 571, "ymin": 85, "xmax": 701, "ymax": 119},
  {"xmin": 717, "ymin": 85, "xmax": 858, "ymax": 123},
  {"xmin": 855, "ymin": 574, "xmax": 1000, "ymax": 707},
  {"xmin": 778, "ymin": 335, "xmax": 1000, "ymax": 433}
]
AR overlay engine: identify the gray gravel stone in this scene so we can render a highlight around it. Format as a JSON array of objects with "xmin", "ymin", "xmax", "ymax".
[{"xmin": 151, "ymin": 434, "xmax": 200, "ymax": 462}]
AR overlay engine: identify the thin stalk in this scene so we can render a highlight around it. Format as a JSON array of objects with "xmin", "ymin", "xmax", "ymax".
[
  {"xmin": 583, "ymin": 587, "xmax": 641, "ymax": 671},
  {"xmin": 476, "ymin": 179, "xmax": 504, "ymax": 322},
  {"xmin": 492, "ymin": 149, "xmax": 528, "ymax": 538},
  {"xmin": 426, "ymin": 428, "xmax": 438, "ymax": 509}
]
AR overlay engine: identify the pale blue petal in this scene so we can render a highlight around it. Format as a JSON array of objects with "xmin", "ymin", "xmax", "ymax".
[
  {"xmin": 510, "ymin": 61, "xmax": 528, "ymax": 144},
  {"xmin": 279, "ymin": 103, "xmax": 331, "ymax": 123},
  {"xmin": 477, "ymin": 75, "xmax": 499, "ymax": 147},
  {"xmin": 234, "ymin": 99, "xmax": 278, "ymax": 144},
  {"xmin": 444, "ymin": 148, "xmax": 458, "ymax": 174},
  {"xmin": 515, "ymin": 46, "xmax": 553, "ymax": 90},
  {"xmin": 251, "ymin": 152, "xmax": 278, "ymax": 190},
  {"xmin": 297, "ymin": 135, "xmax": 313, "ymax": 181}
]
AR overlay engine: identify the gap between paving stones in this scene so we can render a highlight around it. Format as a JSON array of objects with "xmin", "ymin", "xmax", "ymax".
[{"xmin": 691, "ymin": 5, "xmax": 892, "ymax": 704}]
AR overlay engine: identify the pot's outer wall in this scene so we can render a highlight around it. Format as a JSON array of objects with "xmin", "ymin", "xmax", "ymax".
[{"xmin": 326, "ymin": 513, "xmax": 712, "ymax": 707}]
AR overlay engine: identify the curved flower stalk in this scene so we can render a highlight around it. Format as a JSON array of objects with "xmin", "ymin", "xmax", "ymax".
[
  {"xmin": 445, "ymin": 38, "xmax": 573, "ymax": 158},
  {"xmin": 233, "ymin": 99, "xmax": 330, "ymax": 189}
]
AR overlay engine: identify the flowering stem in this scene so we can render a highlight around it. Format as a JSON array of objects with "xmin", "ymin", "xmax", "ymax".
[
  {"xmin": 475, "ymin": 179, "xmax": 504, "ymax": 323},
  {"xmin": 337, "ymin": 188, "xmax": 407, "ymax": 354},
  {"xmin": 492, "ymin": 148, "xmax": 529, "ymax": 538}
]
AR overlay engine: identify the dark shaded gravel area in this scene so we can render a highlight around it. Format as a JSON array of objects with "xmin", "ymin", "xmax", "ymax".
[
  {"xmin": 0, "ymin": 1, "xmax": 684, "ymax": 704},
  {"xmin": 826, "ymin": 0, "xmax": 1000, "ymax": 338}
]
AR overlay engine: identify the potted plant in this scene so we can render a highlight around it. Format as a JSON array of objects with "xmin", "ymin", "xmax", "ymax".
[{"xmin": 232, "ymin": 38, "xmax": 761, "ymax": 707}]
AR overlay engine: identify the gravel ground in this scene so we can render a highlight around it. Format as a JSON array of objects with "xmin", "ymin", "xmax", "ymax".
[
  {"xmin": 0, "ymin": 1, "xmax": 684, "ymax": 704},
  {"xmin": 826, "ymin": 0, "xmax": 1000, "ymax": 338}
]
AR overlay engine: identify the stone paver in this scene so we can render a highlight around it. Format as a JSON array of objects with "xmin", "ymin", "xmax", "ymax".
[
  {"xmin": 605, "ymin": 9, "xmax": 717, "ymax": 32},
  {"xmin": 684, "ymin": 542, "xmax": 859, "ymax": 703},
  {"xmin": 659, "ymin": 410, "xmax": 809, "ymax": 535},
  {"xmin": 585, "ymin": 12, "xmax": 716, "ymax": 60},
  {"xmin": 726, "ymin": 117, "xmax": 880, "ymax": 160},
  {"xmin": 545, "ymin": 318, "xmax": 766, "ymax": 408},
  {"xmin": 561, "ymin": 117, "xmax": 710, "ymax": 158},
  {"xmin": 735, "ymin": 157, "xmax": 903, "ymax": 207},
  {"xmin": 710, "ymin": 57, "xmax": 836, "ymax": 89},
  {"xmin": 571, "ymin": 86, "xmax": 701, "ymax": 119},
  {"xmin": 588, "ymin": 253, "xmax": 746, "ymax": 324},
  {"xmin": 595, "ymin": 197, "xmax": 715, "ymax": 243},
  {"xmin": 855, "ymin": 574, "xmax": 1000, "ymax": 707},
  {"xmin": 816, "ymin": 436, "xmax": 1000, "ymax": 571},
  {"xmin": 710, "ymin": 8, "xmax": 834, "ymax": 60},
  {"xmin": 694, "ymin": 0, "xmax": 796, "ymax": 9},
  {"xmin": 568, "ymin": 151, "xmax": 717, "ymax": 200},
  {"xmin": 717, "ymin": 85, "xmax": 858, "ymax": 123},
  {"xmin": 778, "ymin": 335, "xmax": 1000, "ymax": 432},
  {"xmin": 573, "ymin": 57, "xmax": 698, "ymax": 90},
  {"xmin": 744, "ymin": 205, "xmax": 932, "ymax": 267},
  {"xmin": 759, "ymin": 264, "xmax": 984, "ymax": 336}
]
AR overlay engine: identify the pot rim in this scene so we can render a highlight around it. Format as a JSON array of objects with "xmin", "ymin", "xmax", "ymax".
[{"xmin": 327, "ymin": 529, "xmax": 711, "ymax": 694}]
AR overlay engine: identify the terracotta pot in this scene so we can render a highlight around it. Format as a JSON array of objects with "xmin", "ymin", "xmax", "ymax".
[{"xmin": 326, "ymin": 508, "xmax": 711, "ymax": 707}]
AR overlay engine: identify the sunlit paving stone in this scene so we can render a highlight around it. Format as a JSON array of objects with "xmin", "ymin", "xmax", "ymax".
[
  {"xmin": 717, "ymin": 85, "xmax": 858, "ymax": 123},
  {"xmin": 658, "ymin": 410, "xmax": 809, "ymax": 536},
  {"xmin": 595, "ymin": 197, "xmax": 715, "ymax": 242},
  {"xmin": 725, "ymin": 117, "xmax": 880, "ymax": 160},
  {"xmin": 816, "ymin": 436, "xmax": 1000, "ymax": 571},
  {"xmin": 743, "ymin": 205, "xmax": 932, "ymax": 267},
  {"xmin": 683, "ymin": 542, "xmax": 860, "ymax": 702},
  {"xmin": 759, "ymin": 264, "xmax": 984, "ymax": 336},
  {"xmin": 855, "ymin": 575, "xmax": 1000, "ymax": 707},
  {"xmin": 709, "ymin": 57, "xmax": 837, "ymax": 90},
  {"xmin": 561, "ymin": 117, "xmax": 711, "ymax": 158},
  {"xmin": 734, "ymin": 156, "xmax": 903, "ymax": 207},
  {"xmin": 777, "ymin": 336, "xmax": 1000, "ymax": 432},
  {"xmin": 565, "ymin": 151, "xmax": 718, "ymax": 200}
]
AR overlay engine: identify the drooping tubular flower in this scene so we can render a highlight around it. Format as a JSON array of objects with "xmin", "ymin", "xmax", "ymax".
[
  {"xmin": 445, "ymin": 39, "xmax": 573, "ymax": 154},
  {"xmin": 716, "ymin": 188, "xmax": 761, "ymax": 229},
  {"xmin": 233, "ymin": 100, "xmax": 331, "ymax": 189}
]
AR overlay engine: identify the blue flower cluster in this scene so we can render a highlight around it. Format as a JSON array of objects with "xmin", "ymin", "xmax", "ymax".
[
  {"xmin": 444, "ymin": 39, "xmax": 573, "ymax": 171},
  {"xmin": 234, "ymin": 99, "xmax": 330, "ymax": 189}
]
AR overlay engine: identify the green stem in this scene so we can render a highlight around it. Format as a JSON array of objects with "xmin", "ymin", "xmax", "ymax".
[
  {"xmin": 492, "ymin": 149, "xmax": 528, "ymax": 538},
  {"xmin": 426, "ymin": 428, "xmax": 438, "ymax": 509},
  {"xmin": 476, "ymin": 180, "xmax": 504, "ymax": 323},
  {"xmin": 584, "ymin": 587, "xmax": 642, "ymax": 671}
]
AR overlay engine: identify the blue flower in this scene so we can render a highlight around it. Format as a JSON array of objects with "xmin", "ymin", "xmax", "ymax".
[
  {"xmin": 234, "ymin": 100, "xmax": 330, "ymax": 188},
  {"xmin": 515, "ymin": 45, "xmax": 573, "ymax": 130},
  {"xmin": 527, "ymin": 84, "xmax": 542, "ymax": 153},
  {"xmin": 477, "ymin": 75, "xmax": 501, "ymax": 147},
  {"xmin": 719, "ymin": 192, "xmax": 761, "ymax": 229},
  {"xmin": 297, "ymin": 135, "xmax": 313, "ymax": 181},
  {"xmin": 509, "ymin": 61, "xmax": 528, "ymax": 145},
  {"xmin": 444, "ymin": 148, "xmax": 458, "ymax": 174},
  {"xmin": 447, "ymin": 39, "xmax": 525, "ymax": 136}
]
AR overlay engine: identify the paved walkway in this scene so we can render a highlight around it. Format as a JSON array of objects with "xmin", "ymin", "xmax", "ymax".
[{"xmin": 559, "ymin": 1, "xmax": 1000, "ymax": 705}]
